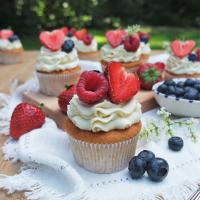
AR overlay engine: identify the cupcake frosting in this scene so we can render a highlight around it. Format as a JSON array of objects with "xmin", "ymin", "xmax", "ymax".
[
  {"xmin": 36, "ymin": 47, "xmax": 79, "ymax": 72},
  {"xmin": 167, "ymin": 54, "xmax": 200, "ymax": 74},
  {"xmin": 0, "ymin": 39, "xmax": 22, "ymax": 50},
  {"xmin": 67, "ymin": 95, "xmax": 142, "ymax": 132},
  {"xmin": 75, "ymin": 39, "xmax": 97, "ymax": 53},
  {"xmin": 101, "ymin": 44, "xmax": 142, "ymax": 62}
]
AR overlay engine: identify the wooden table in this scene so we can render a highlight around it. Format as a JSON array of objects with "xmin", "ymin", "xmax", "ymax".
[{"xmin": 0, "ymin": 50, "xmax": 163, "ymax": 200}]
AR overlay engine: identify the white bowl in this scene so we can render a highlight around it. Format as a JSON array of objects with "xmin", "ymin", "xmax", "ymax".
[{"xmin": 152, "ymin": 78, "xmax": 200, "ymax": 117}]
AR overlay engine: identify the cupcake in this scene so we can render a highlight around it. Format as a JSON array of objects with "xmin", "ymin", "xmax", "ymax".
[
  {"xmin": 67, "ymin": 62, "xmax": 142, "ymax": 173},
  {"xmin": 165, "ymin": 39, "xmax": 200, "ymax": 79},
  {"xmin": 0, "ymin": 29, "xmax": 23, "ymax": 64},
  {"xmin": 36, "ymin": 29, "xmax": 81, "ymax": 96},
  {"xmin": 101, "ymin": 25, "xmax": 151, "ymax": 72}
]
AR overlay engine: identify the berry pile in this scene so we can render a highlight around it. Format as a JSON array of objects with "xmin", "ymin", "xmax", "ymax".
[
  {"xmin": 128, "ymin": 150, "xmax": 169, "ymax": 182},
  {"xmin": 157, "ymin": 79, "xmax": 200, "ymax": 101}
]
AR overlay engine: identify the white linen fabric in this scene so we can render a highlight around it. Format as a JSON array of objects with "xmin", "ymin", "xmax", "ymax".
[{"xmin": 0, "ymin": 56, "xmax": 200, "ymax": 200}]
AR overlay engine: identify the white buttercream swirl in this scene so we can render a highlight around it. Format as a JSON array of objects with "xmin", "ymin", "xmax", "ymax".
[
  {"xmin": 0, "ymin": 39, "xmax": 22, "ymax": 50},
  {"xmin": 140, "ymin": 42, "xmax": 151, "ymax": 55},
  {"xmin": 166, "ymin": 54, "xmax": 200, "ymax": 74},
  {"xmin": 74, "ymin": 39, "xmax": 97, "ymax": 52},
  {"xmin": 67, "ymin": 95, "xmax": 142, "ymax": 133},
  {"xmin": 36, "ymin": 47, "xmax": 79, "ymax": 72},
  {"xmin": 101, "ymin": 44, "xmax": 142, "ymax": 62}
]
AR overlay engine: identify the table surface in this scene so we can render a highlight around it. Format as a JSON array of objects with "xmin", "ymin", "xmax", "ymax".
[{"xmin": 0, "ymin": 50, "xmax": 163, "ymax": 200}]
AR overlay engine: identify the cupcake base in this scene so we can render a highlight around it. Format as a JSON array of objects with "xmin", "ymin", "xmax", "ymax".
[
  {"xmin": 165, "ymin": 70, "xmax": 200, "ymax": 80},
  {"xmin": 66, "ymin": 118, "xmax": 142, "ymax": 173},
  {"xmin": 36, "ymin": 66, "xmax": 81, "ymax": 96},
  {"xmin": 0, "ymin": 48, "xmax": 23, "ymax": 64},
  {"xmin": 78, "ymin": 51, "xmax": 100, "ymax": 61}
]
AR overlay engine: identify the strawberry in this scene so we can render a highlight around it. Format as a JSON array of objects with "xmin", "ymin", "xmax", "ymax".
[
  {"xmin": 137, "ymin": 62, "xmax": 165, "ymax": 90},
  {"xmin": 39, "ymin": 29, "xmax": 65, "ymax": 51},
  {"xmin": 83, "ymin": 34, "xmax": 93, "ymax": 45},
  {"xmin": 107, "ymin": 62, "xmax": 140, "ymax": 104},
  {"xmin": 196, "ymin": 48, "xmax": 200, "ymax": 61},
  {"xmin": 77, "ymin": 71, "xmax": 108, "ymax": 104},
  {"xmin": 0, "ymin": 29, "xmax": 14, "ymax": 39},
  {"xmin": 58, "ymin": 85, "xmax": 76, "ymax": 114},
  {"xmin": 10, "ymin": 103, "xmax": 45, "ymax": 140},
  {"xmin": 106, "ymin": 29, "xmax": 127, "ymax": 48},
  {"xmin": 60, "ymin": 26, "xmax": 68, "ymax": 35},
  {"xmin": 171, "ymin": 40, "xmax": 196, "ymax": 58},
  {"xmin": 74, "ymin": 28, "xmax": 88, "ymax": 40},
  {"xmin": 124, "ymin": 34, "xmax": 140, "ymax": 52}
]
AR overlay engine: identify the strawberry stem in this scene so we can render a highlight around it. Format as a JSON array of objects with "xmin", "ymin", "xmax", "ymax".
[
  {"xmin": 65, "ymin": 85, "xmax": 72, "ymax": 90},
  {"xmin": 39, "ymin": 103, "xmax": 44, "ymax": 109}
]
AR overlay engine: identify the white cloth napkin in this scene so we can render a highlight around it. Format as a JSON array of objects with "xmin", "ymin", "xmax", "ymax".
[{"xmin": 0, "ymin": 55, "xmax": 200, "ymax": 200}]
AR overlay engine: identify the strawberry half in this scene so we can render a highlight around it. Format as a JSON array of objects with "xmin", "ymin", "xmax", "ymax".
[
  {"xmin": 58, "ymin": 85, "xmax": 76, "ymax": 114},
  {"xmin": 106, "ymin": 29, "xmax": 127, "ymax": 48},
  {"xmin": 60, "ymin": 26, "xmax": 68, "ymax": 35},
  {"xmin": 39, "ymin": 29, "xmax": 65, "ymax": 51},
  {"xmin": 10, "ymin": 103, "xmax": 45, "ymax": 140},
  {"xmin": 107, "ymin": 62, "xmax": 140, "ymax": 104},
  {"xmin": 137, "ymin": 62, "xmax": 165, "ymax": 90},
  {"xmin": 74, "ymin": 28, "xmax": 88, "ymax": 40},
  {"xmin": 0, "ymin": 29, "xmax": 14, "ymax": 39}
]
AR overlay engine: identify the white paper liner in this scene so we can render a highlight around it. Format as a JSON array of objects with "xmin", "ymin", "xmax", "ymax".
[
  {"xmin": 69, "ymin": 134, "xmax": 139, "ymax": 174},
  {"xmin": 0, "ymin": 52, "xmax": 22, "ymax": 64},
  {"xmin": 36, "ymin": 70, "xmax": 81, "ymax": 96}
]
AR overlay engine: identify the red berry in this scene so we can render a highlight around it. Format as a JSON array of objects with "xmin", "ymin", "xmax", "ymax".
[
  {"xmin": 58, "ymin": 85, "xmax": 76, "ymax": 114},
  {"xmin": 10, "ymin": 103, "xmax": 45, "ymax": 140},
  {"xmin": 0, "ymin": 29, "xmax": 14, "ymax": 39},
  {"xmin": 83, "ymin": 34, "xmax": 93, "ymax": 45},
  {"xmin": 124, "ymin": 34, "xmax": 140, "ymax": 52},
  {"xmin": 196, "ymin": 48, "xmax": 200, "ymax": 61},
  {"xmin": 107, "ymin": 62, "xmax": 140, "ymax": 104},
  {"xmin": 75, "ymin": 28, "xmax": 88, "ymax": 40},
  {"xmin": 39, "ymin": 29, "xmax": 65, "ymax": 51},
  {"xmin": 69, "ymin": 27, "xmax": 77, "ymax": 35},
  {"xmin": 60, "ymin": 27, "xmax": 68, "ymax": 35},
  {"xmin": 77, "ymin": 71, "xmax": 108, "ymax": 104}
]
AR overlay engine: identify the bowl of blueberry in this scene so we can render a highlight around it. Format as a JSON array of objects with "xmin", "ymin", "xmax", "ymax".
[{"xmin": 153, "ymin": 78, "xmax": 200, "ymax": 117}]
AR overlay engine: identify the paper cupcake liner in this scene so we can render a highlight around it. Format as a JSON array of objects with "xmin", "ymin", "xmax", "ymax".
[
  {"xmin": 69, "ymin": 134, "xmax": 139, "ymax": 174},
  {"xmin": 0, "ymin": 52, "xmax": 23, "ymax": 64},
  {"xmin": 36, "ymin": 70, "xmax": 81, "ymax": 96}
]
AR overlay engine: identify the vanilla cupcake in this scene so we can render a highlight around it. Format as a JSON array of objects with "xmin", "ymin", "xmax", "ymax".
[
  {"xmin": 165, "ymin": 40, "xmax": 200, "ymax": 79},
  {"xmin": 36, "ymin": 29, "xmax": 81, "ymax": 96},
  {"xmin": 0, "ymin": 29, "xmax": 23, "ymax": 64},
  {"xmin": 67, "ymin": 62, "xmax": 142, "ymax": 173},
  {"xmin": 101, "ymin": 25, "xmax": 151, "ymax": 72}
]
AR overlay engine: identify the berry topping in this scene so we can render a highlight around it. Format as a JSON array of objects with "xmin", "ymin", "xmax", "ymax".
[
  {"xmin": 128, "ymin": 156, "xmax": 146, "ymax": 179},
  {"xmin": 39, "ymin": 29, "xmax": 65, "ymax": 51},
  {"xmin": 62, "ymin": 40, "xmax": 75, "ymax": 53},
  {"xmin": 75, "ymin": 28, "xmax": 88, "ymax": 40},
  {"xmin": 58, "ymin": 85, "xmax": 76, "ymax": 114},
  {"xmin": 0, "ymin": 29, "xmax": 14, "ymax": 39},
  {"xmin": 171, "ymin": 40, "xmax": 196, "ymax": 58},
  {"xmin": 83, "ymin": 34, "xmax": 93, "ymax": 45},
  {"xmin": 105, "ymin": 29, "xmax": 127, "ymax": 48},
  {"xmin": 69, "ymin": 27, "xmax": 77, "ymax": 35},
  {"xmin": 168, "ymin": 136, "xmax": 184, "ymax": 151},
  {"xmin": 60, "ymin": 27, "xmax": 68, "ymax": 35},
  {"xmin": 107, "ymin": 62, "xmax": 140, "ymax": 104},
  {"xmin": 196, "ymin": 48, "xmax": 200, "ymax": 61},
  {"xmin": 137, "ymin": 62, "xmax": 165, "ymax": 90},
  {"xmin": 10, "ymin": 103, "xmax": 45, "ymax": 140},
  {"xmin": 124, "ymin": 34, "xmax": 140, "ymax": 52},
  {"xmin": 140, "ymin": 36, "xmax": 149, "ymax": 44},
  {"xmin": 67, "ymin": 32, "xmax": 73, "ymax": 37},
  {"xmin": 138, "ymin": 31, "xmax": 150, "ymax": 40},
  {"xmin": 147, "ymin": 158, "xmax": 169, "ymax": 182},
  {"xmin": 138, "ymin": 150, "xmax": 155, "ymax": 166},
  {"xmin": 8, "ymin": 35, "xmax": 19, "ymax": 42},
  {"xmin": 77, "ymin": 71, "xmax": 108, "ymax": 104},
  {"xmin": 188, "ymin": 53, "xmax": 197, "ymax": 62}
]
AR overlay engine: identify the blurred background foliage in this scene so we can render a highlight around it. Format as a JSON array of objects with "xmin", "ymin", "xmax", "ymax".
[{"xmin": 1, "ymin": 0, "xmax": 200, "ymax": 49}]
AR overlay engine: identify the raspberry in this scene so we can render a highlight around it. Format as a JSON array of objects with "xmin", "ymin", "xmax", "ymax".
[{"xmin": 83, "ymin": 34, "xmax": 93, "ymax": 45}]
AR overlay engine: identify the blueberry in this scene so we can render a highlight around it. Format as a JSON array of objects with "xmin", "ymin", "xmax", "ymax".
[
  {"xmin": 183, "ymin": 89, "xmax": 198, "ymax": 100},
  {"xmin": 8, "ymin": 35, "xmax": 19, "ymax": 42},
  {"xmin": 157, "ymin": 84, "xmax": 168, "ymax": 93},
  {"xmin": 185, "ymin": 79, "xmax": 195, "ymax": 87},
  {"xmin": 62, "ymin": 39, "xmax": 74, "ymax": 53},
  {"xmin": 164, "ymin": 80, "xmax": 176, "ymax": 86},
  {"xmin": 67, "ymin": 32, "xmax": 73, "ymax": 37},
  {"xmin": 176, "ymin": 81, "xmax": 185, "ymax": 88},
  {"xmin": 184, "ymin": 86, "xmax": 194, "ymax": 93},
  {"xmin": 140, "ymin": 36, "xmax": 149, "ymax": 44},
  {"xmin": 174, "ymin": 87, "xmax": 185, "ymax": 97},
  {"xmin": 147, "ymin": 158, "xmax": 169, "ymax": 182},
  {"xmin": 194, "ymin": 80, "xmax": 200, "ymax": 85},
  {"xmin": 168, "ymin": 136, "xmax": 184, "ymax": 151},
  {"xmin": 194, "ymin": 84, "xmax": 200, "ymax": 91},
  {"xmin": 188, "ymin": 53, "xmax": 197, "ymax": 62},
  {"xmin": 128, "ymin": 156, "xmax": 146, "ymax": 179},
  {"xmin": 198, "ymin": 93, "xmax": 200, "ymax": 100},
  {"xmin": 168, "ymin": 86, "xmax": 176, "ymax": 95},
  {"xmin": 138, "ymin": 150, "xmax": 155, "ymax": 166}
]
